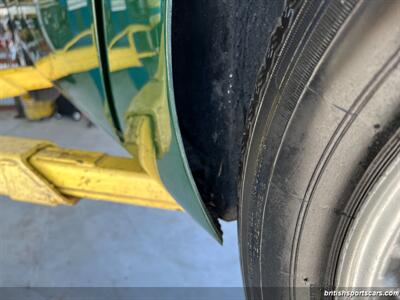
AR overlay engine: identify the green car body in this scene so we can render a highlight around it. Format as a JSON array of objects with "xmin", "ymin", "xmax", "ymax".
[{"xmin": 0, "ymin": 0, "xmax": 221, "ymax": 242}]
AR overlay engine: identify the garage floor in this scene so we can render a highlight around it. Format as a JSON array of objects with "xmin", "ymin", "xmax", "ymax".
[{"xmin": 0, "ymin": 111, "xmax": 243, "ymax": 296}]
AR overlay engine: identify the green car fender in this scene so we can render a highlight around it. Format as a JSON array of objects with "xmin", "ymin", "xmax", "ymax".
[{"xmin": 0, "ymin": 0, "xmax": 221, "ymax": 242}]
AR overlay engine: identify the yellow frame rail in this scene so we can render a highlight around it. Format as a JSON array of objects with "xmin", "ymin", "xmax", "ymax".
[{"xmin": 0, "ymin": 120, "xmax": 182, "ymax": 211}]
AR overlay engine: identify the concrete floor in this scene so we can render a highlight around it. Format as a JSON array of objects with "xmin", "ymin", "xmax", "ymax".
[{"xmin": 0, "ymin": 111, "xmax": 243, "ymax": 293}]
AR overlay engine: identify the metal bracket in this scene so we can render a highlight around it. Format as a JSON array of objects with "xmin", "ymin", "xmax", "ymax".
[
  {"xmin": 0, "ymin": 118, "xmax": 182, "ymax": 211},
  {"xmin": 124, "ymin": 28, "xmax": 171, "ymax": 159}
]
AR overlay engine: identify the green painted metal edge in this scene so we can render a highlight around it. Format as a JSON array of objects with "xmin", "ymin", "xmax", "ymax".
[{"xmin": 158, "ymin": 0, "xmax": 223, "ymax": 243}]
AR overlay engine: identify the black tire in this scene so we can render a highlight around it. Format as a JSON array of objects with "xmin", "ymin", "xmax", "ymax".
[{"xmin": 239, "ymin": 0, "xmax": 400, "ymax": 299}]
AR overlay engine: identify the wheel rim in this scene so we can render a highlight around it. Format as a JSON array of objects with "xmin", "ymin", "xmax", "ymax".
[{"xmin": 336, "ymin": 134, "xmax": 400, "ymax": 289}]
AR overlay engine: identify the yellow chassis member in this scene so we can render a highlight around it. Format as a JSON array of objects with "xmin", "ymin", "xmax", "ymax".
[
  {"xmin": 0, "ymin": 117, "xmax": 182, "ymax": 211},
  {"xmin": 0, "ymin": 26, "xmax": 178, "ymax": 211}
]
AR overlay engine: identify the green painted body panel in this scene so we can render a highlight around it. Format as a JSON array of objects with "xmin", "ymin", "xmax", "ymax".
[{"xmin": 0, "ymin": 0, "xmax": 221, "ymax": 242}]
